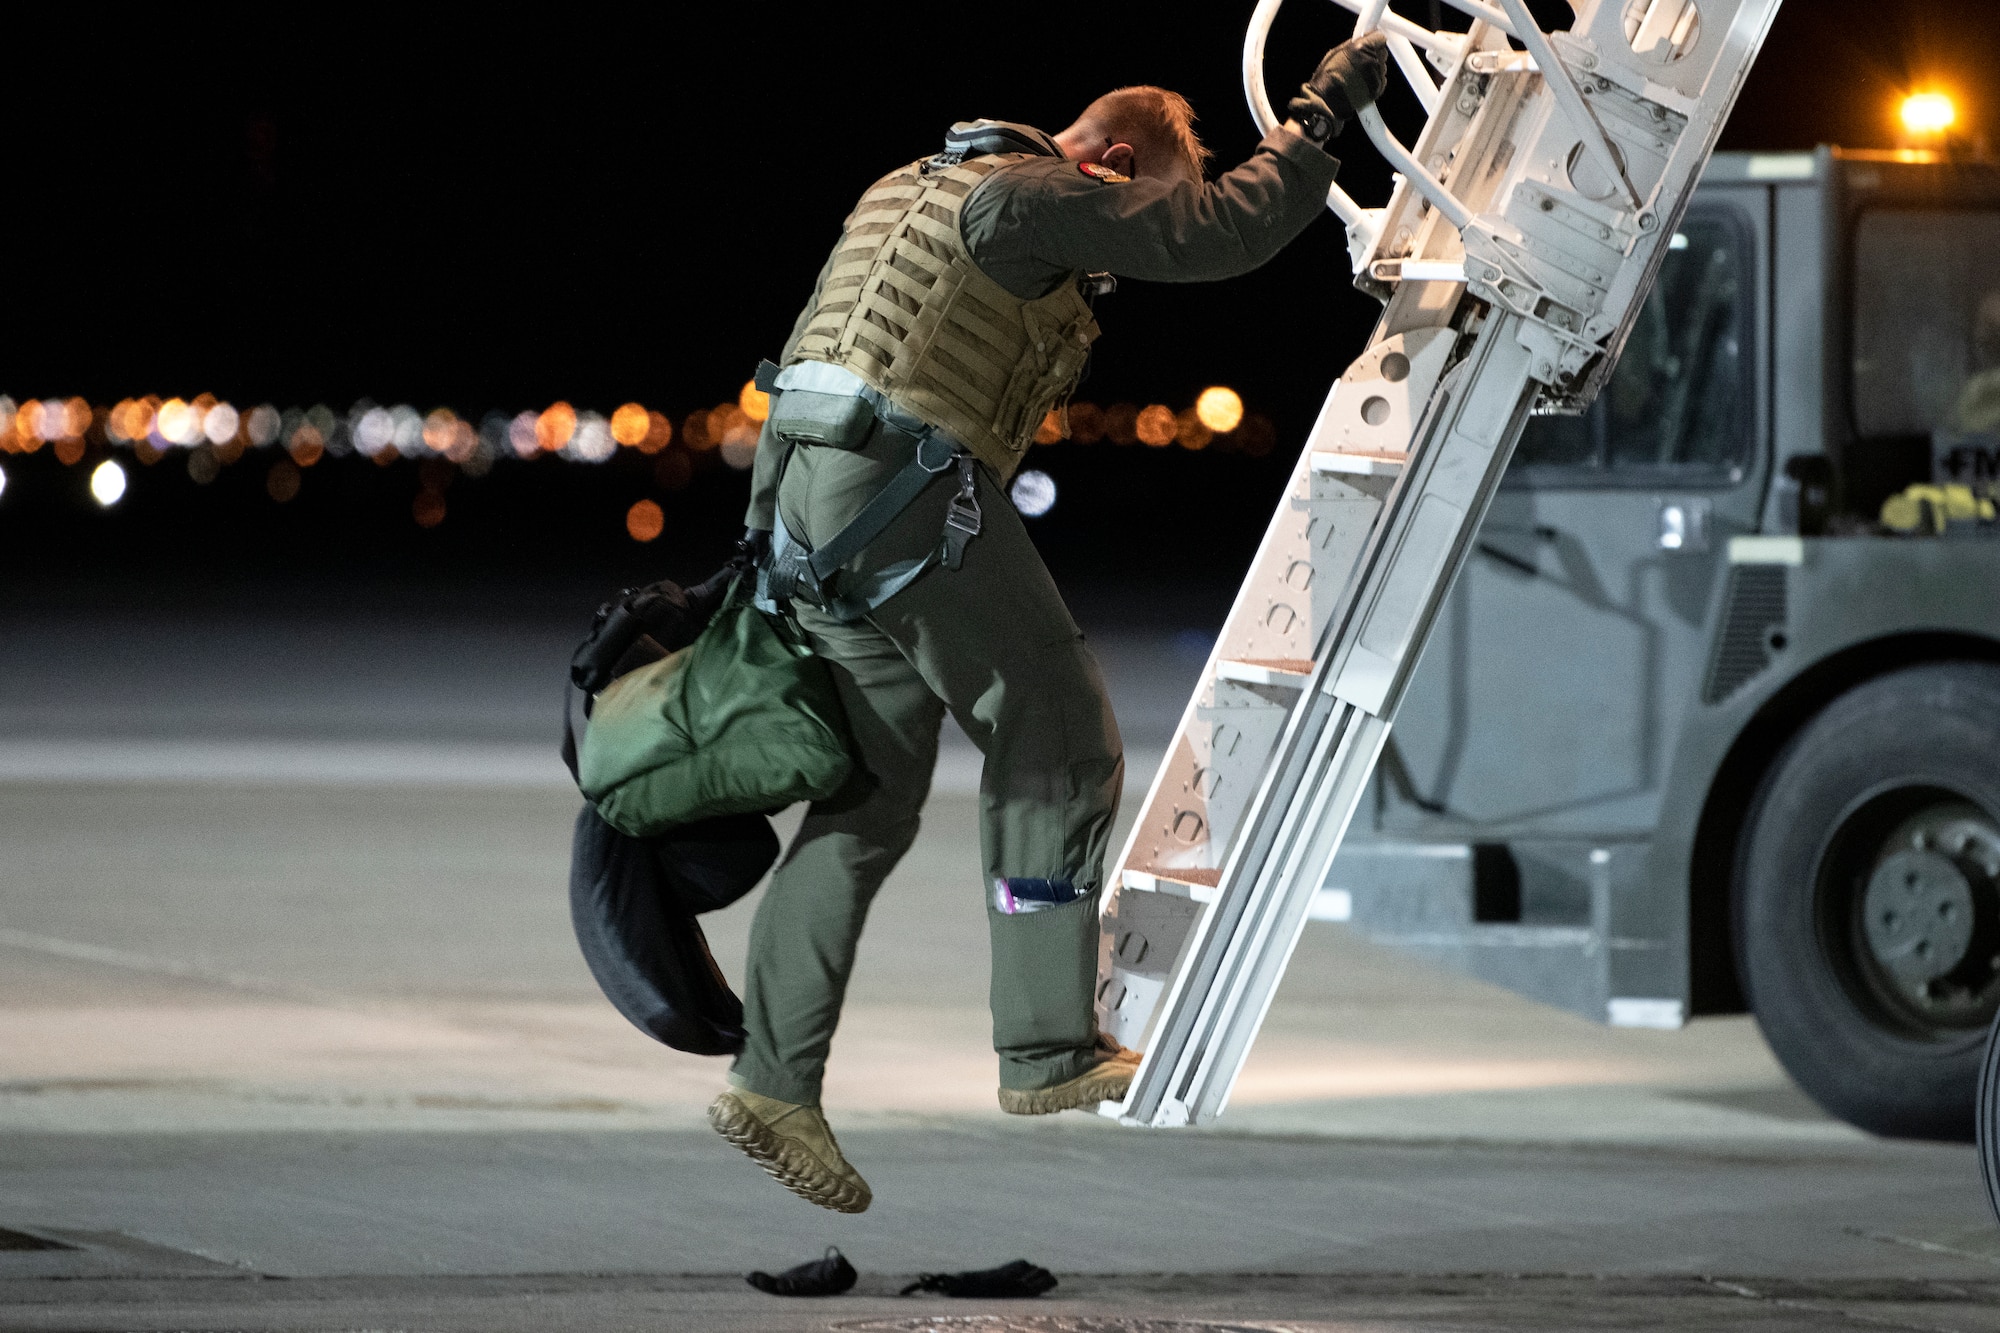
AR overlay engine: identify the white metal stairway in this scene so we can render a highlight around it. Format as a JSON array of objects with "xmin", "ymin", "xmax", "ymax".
[{"xmin": 1097, "ymin": 0, "xmax": 1783, "ymax": 1128}]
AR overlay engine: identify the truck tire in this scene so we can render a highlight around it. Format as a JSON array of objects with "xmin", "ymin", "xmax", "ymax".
[
  {"xmin": 1736, "ymin": 661, "xmax": 2000, "ymax": 1141},
  {"xmin": 1978, "ymin": 1014, "xmax": 2000, "ymax": 1220}
]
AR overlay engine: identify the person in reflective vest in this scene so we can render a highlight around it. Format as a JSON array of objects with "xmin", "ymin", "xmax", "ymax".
[{"xmin": 709, "ymin": 35, "xmax": 1389, "ymax": 1214}]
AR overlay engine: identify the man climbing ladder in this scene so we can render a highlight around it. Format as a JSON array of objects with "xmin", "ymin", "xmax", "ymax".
[{"xmin": 708, "ymin": 38, "xmax": 1392, "ymax": 1213}]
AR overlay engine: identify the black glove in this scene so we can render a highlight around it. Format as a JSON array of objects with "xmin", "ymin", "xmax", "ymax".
[
  {"xmin": 899, "ymin": 1258, "xmax": 1057, "ymax": 1299},
  {"xmin": 735, "ymin": 527, "xmax": 773, "ymax": 570},
  {"xmin": 745, "ymin": 1246, "xmax": 857, "ymax": 1297},
  {"xmin": 1286, "ymin": 31, "xmax": 1390, "ymax": 144},
  {"xmin": 687, "ymin": 528, "xmax": 771, "ymax": 616}
]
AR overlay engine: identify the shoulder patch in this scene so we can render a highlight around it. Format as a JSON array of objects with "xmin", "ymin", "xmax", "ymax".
[{"xmin": 1077, "ymin": 161, "xmax": 1130, "ymax": 184}]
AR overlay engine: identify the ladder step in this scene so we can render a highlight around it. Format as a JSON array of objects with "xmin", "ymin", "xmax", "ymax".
[
  {"xmin": 1120, "ymin": 867, "xmax": 1222, "ymax": 903},
  {"xmin": 1311, "ymin": 450, "xmax": 1407, "ymax": 477},
  {"xmin": 1216, "ymin": 657, "xmax": 1314, "ymax": 688},
  {"xmin": 1366, "ymin": 258, "xmax": 1468, "ymax": 284}
]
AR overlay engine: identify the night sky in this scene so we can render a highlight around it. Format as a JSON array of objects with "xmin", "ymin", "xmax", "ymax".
[{"xmin": 2, "ymin": 0, "xmax": 1993, "ymax": 587}]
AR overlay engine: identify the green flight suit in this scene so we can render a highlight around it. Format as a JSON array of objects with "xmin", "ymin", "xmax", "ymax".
[{"xmin": 732, "ymin": 123, "xmax": 1343, "ymax": 1106}]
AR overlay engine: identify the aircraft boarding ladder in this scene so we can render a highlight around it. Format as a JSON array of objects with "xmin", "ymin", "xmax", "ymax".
[{"xmin": 1098, "ymin": 0, "xmax": 1782, "ymax": 1127}]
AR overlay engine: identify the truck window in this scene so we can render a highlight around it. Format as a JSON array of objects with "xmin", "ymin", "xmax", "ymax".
[
  {"xmin": 1852, "ymin": 210, "xmax": 2000, "ymax": 442},
  {"xmin": 1510, "ymin": 212, "xmax": 1752, "ymax": 483}
]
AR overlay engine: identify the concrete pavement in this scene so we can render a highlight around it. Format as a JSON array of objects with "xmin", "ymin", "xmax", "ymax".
[
  {"xmin": 6, "ymin": 782, "xmax": 2000, "ymax": 1331},
  {"xmin": 4, "ymin": 590, "xmax": 2000, "ymax": 1329}
]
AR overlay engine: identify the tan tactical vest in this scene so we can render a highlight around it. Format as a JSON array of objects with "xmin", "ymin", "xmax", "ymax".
[{"xmin": 785, "ymin": 153, "xmax": 1099, "ymax": 480}]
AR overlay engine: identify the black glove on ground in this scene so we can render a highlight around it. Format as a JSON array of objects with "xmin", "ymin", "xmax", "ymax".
[
  {"xmin": 899, "ymin": 1258, "xmax": 1058, "ymax": 1298},
  {"xmin": 746, "ymin": 1246, "xmax": 857, "ymax": 1297},
  {"xmin": 1287, "ymin": 30, "xmax": 1391, "ymax": 144}
]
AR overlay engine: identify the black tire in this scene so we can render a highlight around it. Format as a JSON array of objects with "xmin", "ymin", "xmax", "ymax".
[
  {"xmin": 1737, "ymin": 661, "xmax": 2000, "ymax": 1141},
  {"xmin": 1978, "ymin": 1013, "xmax": 2000, "ymax": 1221}
]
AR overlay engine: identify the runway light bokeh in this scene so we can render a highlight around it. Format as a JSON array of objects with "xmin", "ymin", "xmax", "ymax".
[
  {"xmin": 266, "ymin": 460, "xmax": 301, "ymax": 503},
  {"xmin": 537, "ymin": 402, "xmax": 577, "ymax": 453},
  {"xmin": 90, "ymin": 460, "xmax": 127, "ymax": 506},
  {"xmin": 1135, "ymin": 404, "xmax": 1177, "ymax": 447},
  {"xmin": 1010, "ymin": 468, "xmax": 1057, "ymax": 517},
  {"xmin": 626, "ymin": 499, "xmax": 665, "ymax": 542},
  {"xmin": 610, "ymin": 403, "xmax": 650, "ymax": 447},
  {"xmin": 0, "ymin": 385, "xmax": 1272, "ymax": 528},
  {"xmin": 1195, "ymin": 386, "xmax": 1244, "ymax": 433}
]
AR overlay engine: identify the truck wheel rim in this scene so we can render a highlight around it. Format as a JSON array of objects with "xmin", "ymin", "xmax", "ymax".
[{"xmin": 1815, "ymin": 786, "xmax": 2000, "ymax": 1039}]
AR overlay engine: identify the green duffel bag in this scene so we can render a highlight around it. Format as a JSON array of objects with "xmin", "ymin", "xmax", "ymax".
[{"xmin": 578, "ymin": 583, "xmax": 853, "ymax": 836}]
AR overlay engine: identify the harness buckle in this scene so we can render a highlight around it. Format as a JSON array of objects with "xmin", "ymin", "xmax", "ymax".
[
  {"xmin": 916, "ymin": 434, "xmax": 957, "ymax": 473},
  {"xmin": 765, "ymin": 547, "xmax": 827, "ymax": 610},
  {"xmin": 941, "ymin": 456, "xmax": 983, "ymax": 571}
]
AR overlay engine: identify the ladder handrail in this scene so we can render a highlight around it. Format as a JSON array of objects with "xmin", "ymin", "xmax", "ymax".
[
  {"xmin": 1242, "ymin": 0, "xmax": 1374, "ymax": 230},
  {"xmin": 1346, "ymin": 2, "xmax": 1475, "ymax": 231},
  {"xmin": 1386, "ymin": 31, "xmax": 1443, "ymax": 115}
]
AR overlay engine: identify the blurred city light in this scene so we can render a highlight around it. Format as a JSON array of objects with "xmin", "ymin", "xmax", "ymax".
[
  {"xmin": 412, "ymin": 491, "xmax": 447, "ymax": 528},
  {"xmin": 537, "ymin": 402, "xmax": 577, "ymax": 453},
  {"xmin": 246, "ymin": 404, "xmax": 281, "ymax": 447},
  {"xmin": 0, "ymin": 385, "xmax": 1267, "ymax": 527},
  {"xmin": 3, "ymin": 389, "xmax": 1255, "ymax": 463},
  {"xmin": 390, "ymin": 405, "xmax": 424, "ymax": 456},
  {"xmin": 0, "ymin": 463, "xmax": 8, "ymax": 499},
  {"xmin": 508, "ymin": 411, "xmax": 540, "ymax": 459},
  {"xmin": 266, "ymin": 459, "xmax": 301, "ymax": 503},
  {"xmin": 1010, "ymin": 468, "xmax": 1057, "ymax": 517},
  {"xmin": 156, "ymin": 398, "xmax": 198, "ymax": 446},
  {"xmin": 1136, "ymin": 404, "xmax": 1177, "ymax": 447},
  {"xmin": 626, "ymin": 499, "xmax": 665, "ymax": 542},
  {"xmin": 639, "ymin": 411, "xmax": 673, "ymax": 455},
  {"xmin": 355, "ymin": 406, "xmax": 396, "ymax": 457},
  {"xmin": 1104, "ymin": 403, "xmax": 1140, "ymax": 445},
  {"xmin": 90, "ymin": 460, "xmax": 126, "ymax": 506},
  {"xmin": 1175, "ymin": 407, "xmax": 1214, "ymax": 451},
  {"xmin": 1901, "ymin": 91, "xmax": 1956, "ymax": 135},
  {"xmin": 422, "ymin": 408, "xmax": 461, "ymax": 453},
  {"xmin": 1195, "ymin": 386, "xmax": 1244, "ymax": 433},
  {"xmin": 714, "ymin": 404, "xmax": 758, "ymax": 469},
  {"xmin": 203, "ymin": 402, "xmax": 239, "ymax": 445},
  {"xmin": 288, "ymin": 425, "xmax": 326, "ymax": 467},
  {"xmin": 567, "ymin": 412, "xmax": 616, "ymax": 463},
  {"xmin": 1067, "ymin": 402, "xmax": 1106, "ymax": 444},
  {"xmin": 610, "ymin": 403, "xmax": 650, "ymax": 447}
]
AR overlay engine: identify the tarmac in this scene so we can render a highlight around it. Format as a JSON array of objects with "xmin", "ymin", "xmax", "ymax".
[{"xmin": 3, "ymin": 587, "xmax": 1999, "ymax": 1331}]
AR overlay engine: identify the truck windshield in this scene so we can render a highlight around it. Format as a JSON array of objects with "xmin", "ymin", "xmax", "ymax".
[
  {"xmin": 1852, "ymin": 209, "xmax": 2000, "ymax": 441},
  {"xmin": 1512, "ymin": 212, "xmax": 1750, "ymax": 481}
]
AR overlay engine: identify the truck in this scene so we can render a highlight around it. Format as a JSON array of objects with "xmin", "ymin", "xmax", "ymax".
[{"xmin": 1323, "ymin": 144, "xmax": 2000, "ymax": 1140}]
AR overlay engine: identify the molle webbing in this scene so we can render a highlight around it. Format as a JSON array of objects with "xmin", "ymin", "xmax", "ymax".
[{"xmin": 788, "ymin": 155, "xmax": 1098, "ymax": 480}]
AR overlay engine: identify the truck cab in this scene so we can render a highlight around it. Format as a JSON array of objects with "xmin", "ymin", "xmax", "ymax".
[{"xmin": 1329, "ymin": 146, "xmax": 2000, "ymax": 1140}]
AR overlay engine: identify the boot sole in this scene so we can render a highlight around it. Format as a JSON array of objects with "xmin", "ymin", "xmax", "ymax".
[
  {"xmin": 707, "ymin": 1095, "xmax": 873, "ymax": 1214},
  {"xmin": 997, "ymin": 1062, "xmax": 1136, "ymax": 1116}
]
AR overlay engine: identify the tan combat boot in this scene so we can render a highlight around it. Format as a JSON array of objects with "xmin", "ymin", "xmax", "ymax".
[
  {"xmin": 708, "ymin": 1088, "xmax": 872, "ymax": 1214},
  {"xmin": 997, "ymin": 1035, "xmax": 1141, "ymax": 1115}
]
